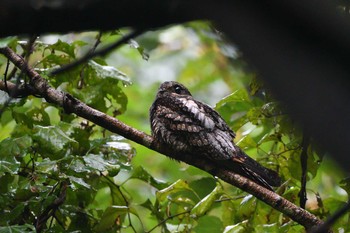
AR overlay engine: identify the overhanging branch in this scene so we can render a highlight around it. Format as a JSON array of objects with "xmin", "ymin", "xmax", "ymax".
[{"xmin": 0, "ymin": 46, "xmax": 328, "ymax": 232}]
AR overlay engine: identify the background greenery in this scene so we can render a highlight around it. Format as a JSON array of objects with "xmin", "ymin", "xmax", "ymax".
[{"xmin": 0, "ymin": 22, "xmax": 348, "ymax": 232}]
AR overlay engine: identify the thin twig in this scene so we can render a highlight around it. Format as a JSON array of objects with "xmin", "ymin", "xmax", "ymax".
[
  {"xmin": 51, "ymin": 29, "xmax": 144, "ymax": 75},
  {"xmin": 78, "ymin": 32, "xmax": 103, "ymax": 89},
  {"xmin": 102, "ymin": 174, "xmax": 137, "ymax": 232},
  {"xmin": 0, "ymin": 36, "xmax": 37, "ymax": 115},
  {"xmin": 299, "ymin": 132, "xmax": 310, "ymax": 209},
  {"xmin": 311, "ymin": 200, "xmax": 350, "ymax": 233},
  {"xmin": 3, "ymin": 59, "xmax": 10, "ymax": 92},
  {"xmin": 146, "ymin": 210, "xmax": 191, "ymax": 233}
]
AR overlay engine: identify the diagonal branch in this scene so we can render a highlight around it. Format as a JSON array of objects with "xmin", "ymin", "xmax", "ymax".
[
  {"xmin": 0, "ymin": 46, "xmax": 328, "ymax": 232},
  {"xmin": 50, "ymin": 29, "xmax": 144, "ymax": 75}
]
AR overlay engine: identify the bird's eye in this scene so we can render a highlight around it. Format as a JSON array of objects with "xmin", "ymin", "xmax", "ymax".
[{"xmin": 174, "ymin": 85, "xmax": 182, "ymax": 94}]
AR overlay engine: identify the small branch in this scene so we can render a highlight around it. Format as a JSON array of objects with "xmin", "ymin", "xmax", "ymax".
[
  {"xmin": 0, "ymin": 46, "xmax": 329, "ymax": 232},
  {"xmin": 311, "ymin": 200, "xmax": 350, "ymax": 233},
  {"xmin": 78, "ymin": 32, "xmax": 103, "ymax": 89},
  {"xmin": 0, "ymin": 80, "xmax": 38, "ymax": 98},
  {"xmin": 146, "ymin": 210, "xmax": 191, "ymax": 233},
  {"xmin": 299, "ymin": 132, "xmax": 310, "ymax": 209},
  {"xmin": 35, "ymin": 181, "xmax": 68, "ymax": 232},
  {"xmin": 50, "ymin": 29, "xmax": 144, "ymax": 75},
  {"xmin": 102, "ymin": 174, "xmax": 137, "ymax": 232}
]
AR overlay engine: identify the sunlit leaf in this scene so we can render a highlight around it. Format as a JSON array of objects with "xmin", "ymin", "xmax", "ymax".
[
  {"xmin": 0, "ymin": 37, "xmax": 17, "ymax": 48},
  {"xmin": 68, "ymin": 175, "xmax": 91, "ymax": 190},
  {"xmin": 254, "ymin": 223, "xmax": 279, "ymax": 233},
  {"xmin": 35, "ymin": 158, "xmax": 58, "ymax": 174},
  {"xmin": 238, "ymin": 194, "xmax": 256, "ymax": 217},
  {"xmin": 46, "ymin": 39, "xmax": 76, "ymax": 58},
  {"xmin": 128, "ymin": 39, "xmax": 150, "ymax": 61},
  {"xmin": 88, "ymin": 60, "xmax": 131, "ymax": 85},
  {"xmin": 223, "ymin": 221, "xmax": 248, "ymax": 233},
  {"xmin": 191, "ymin": 184, "xmax": 222, "ymax": 218},
  {"xmin": 156, "ymin": 179, "xmax": 192, "ymax": 203},
  {"xmin": 215, "ymin": 89, "xmax": 250, "ymax": 109}
]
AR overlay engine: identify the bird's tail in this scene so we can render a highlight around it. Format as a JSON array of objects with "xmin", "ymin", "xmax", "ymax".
[{"xmin": 223, "ymin": 147, "xmax": 282, "ymax": 191}]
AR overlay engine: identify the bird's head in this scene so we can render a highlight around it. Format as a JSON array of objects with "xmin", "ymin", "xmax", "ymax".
[{"xmin": 156, "ymin": 81, "xmax": 192, "ymax": 98}]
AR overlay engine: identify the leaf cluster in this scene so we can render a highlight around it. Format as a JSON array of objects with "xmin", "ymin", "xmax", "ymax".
[{"xmin": 0, "ymin": 24, "xmax": 348, "ymax": 232}]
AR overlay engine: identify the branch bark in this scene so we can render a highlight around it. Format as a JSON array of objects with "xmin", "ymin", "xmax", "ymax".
[{"xmin": 0, "ymin": 46, "xmax": 328, "ymax": 231}]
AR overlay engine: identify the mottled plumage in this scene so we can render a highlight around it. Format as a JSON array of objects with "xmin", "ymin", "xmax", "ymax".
[{"xmin": 150, "ymin": 81, "xmax": 281, "ymax": 190}]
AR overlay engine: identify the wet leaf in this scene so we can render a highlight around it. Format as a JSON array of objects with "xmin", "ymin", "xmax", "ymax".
[
  {"xmin": 0, "ymin": 224, "xmax": 36, "ymax": 233},
  {"xmin": 33, "ymin": 125, "xmax": 77, "ymax": 157},
  {"xmin": 68, "ymin": 176, "xmax": 91, "ymax": 190},
  {"xmin": 156, "ymin": 179, "xmax": 192, "ymax": 203},
  {"xmin": 191, "ymin": 184, "xmax": 222, "ymax": 218},
  {"xmin": 88, "ymin": 60, "xmax": 131, "ymax": 85},
  {"xmin": 93, "ymin": 205, "xmax": 128, "ymax": 232},
  {"xmin": 129, "ymin": 166, "xmax": 168, "ymax": 189}
]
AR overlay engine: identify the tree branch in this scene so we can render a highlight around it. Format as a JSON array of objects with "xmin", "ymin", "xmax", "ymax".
[
  {"xmin": 50, "ymin": 29, "xmax": 144, "ymax": 75},
  {"xmin": 0, "ymin": 46, "xmax": 328, "ymax": 232},
  {"xmin": 299, "ymin": 132, "xmax": 310, "ymax": 209}
]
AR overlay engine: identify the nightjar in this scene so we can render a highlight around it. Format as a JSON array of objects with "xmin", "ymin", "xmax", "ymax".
[{"xmin": 150, "ymin": 81, "xmax": 281, "ymax": 190}]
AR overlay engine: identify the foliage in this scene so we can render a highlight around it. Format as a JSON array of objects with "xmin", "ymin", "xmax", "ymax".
[{"xmin": 0, "ymin": 23, "xmax": 348, "ymax": 232}]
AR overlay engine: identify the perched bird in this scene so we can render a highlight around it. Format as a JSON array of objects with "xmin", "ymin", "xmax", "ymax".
[{"xmin": 150, "ymin": 81, "xmax": 281, "ymax": 191}]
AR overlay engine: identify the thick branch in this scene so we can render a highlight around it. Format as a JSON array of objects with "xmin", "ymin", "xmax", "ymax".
[{"xmin": 0, "ymin": 46, "xmax": 327, "ymax": 231}]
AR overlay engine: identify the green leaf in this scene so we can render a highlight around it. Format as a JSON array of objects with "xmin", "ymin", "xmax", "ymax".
[
  {"xmin": 223, "ymin": 221, "xmax": 248, "ymax": 233},
  {"xmin": 93, "ymin": 205, "xmax": 128, "ymax": 232},
  {"xmin": 68, "ymin": 175, "xmax": 91, "ymax": 190},
  {"xmin": 84, "ymin": 154, "xmax": 110, "ymax": 172},
  {"xmin": 215, "ymin": 89, "xmax": 250, "ymax": 109},
  {"xmin": 35, "ymin": 158, "xmax": 58, "ymax": 174},
  {"xmin": 107, "ymin": 181, "xmax": 128, "ymax": 206},
  {"xmin": 193, "ymin": 215, "xmax": 223, "ymax": 233},
  {"xmin": 46, "ymin": 39, "xmax": 76, "ymax": 58},
  {"xmin": 246, "ymin": 107, "xmax": 263, "ymax": 125},
  {"xmin": 340, "ymin": 177, "xmax": 350, "ymax": 195},
  {"xmin": 0, "ymin": 224, "xmax": 36, "ymax": 233},
  {"xmin": 191, "ymin": 184, "xmax": 222, "ymax": 218},
  {"xmin": 0, "ymin": 37, "xmax": 17, "ymax": 48},
  {"xmin": 238, "ymin": 195, "xmax": 256, "ymax": 217},
  {"xmin": 129, "ymin": 39, "xmax": 150, "ymax": 61},
  {"xmin": 0, "ymin": 135, "xmax": 32, "ymax": 157},
  {"xmin": 249, "ymin": 76, "xmax": 262, "ymax": 96},
  {"xmin": 129, "ymin": 166, "xmax": 168, "ymax": 189},
  {"xmin": 156, "ymin": 179, "xmax": 193, "ymax": 203},
  {"xmin": 189, "ymin": 177, "xmax": 216, "ymax": 199},
  {"xmin": 33, "ymin": 125, "xmax": 77, "ymax": 158},
  {"xmin": 0, "ymin": 136, "xmax": 32, "ymax": 176},
  {"xmin": 254, "ymin": 223, "xmax": 279, "ymax": 233},
  {"xmin": 84, "ymin": 153, "xmax": 121, "ymax": 176},
  {"xmin": 88, "ymin": 60, "xmax": 131, "ymax": 85}
]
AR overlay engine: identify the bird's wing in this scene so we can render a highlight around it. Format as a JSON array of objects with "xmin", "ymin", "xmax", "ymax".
[{"xmin": 175, "ymin": 97, "xmax": 216, "ymax": 130}]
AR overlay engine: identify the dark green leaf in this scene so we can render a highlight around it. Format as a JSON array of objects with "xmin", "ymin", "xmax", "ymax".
[
  {"xmin": 33, "ymin": 125, "xmax": 77, "ymax": 158},
  {"xmin": 0, "ymin": 224, "xmax": 36, "ymax": 233},
  {"xmin": 129, "ymin": 166, "xmax": 168, "ymax": 189},
  {"xmin": 93, "ymin": 205, "xmax": 128, "ymax": 232}
]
